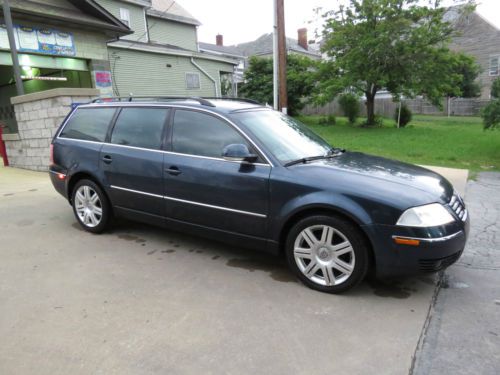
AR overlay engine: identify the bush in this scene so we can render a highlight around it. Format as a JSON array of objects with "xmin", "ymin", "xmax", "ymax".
[
  {"xmin": 491, "ymin": 77, "xmax": 500, "ymax": 99},
  {"xmin": 482, "ymin": 99, "xmax": 500, "ymax": 130},
  {"xmin": 318, "ymin": 114, "xmax": 336, "ymax": 125},
  {"xmin": 338, "ymin": 93, "xmax": 360, "ymax": 124},
  {"xmin": 361, "ymin": 114, "xmax": 384, "ymax": 127},
  {"xmin": 395, "ymin": 103, "xmax": 412, "ymax": 127}
]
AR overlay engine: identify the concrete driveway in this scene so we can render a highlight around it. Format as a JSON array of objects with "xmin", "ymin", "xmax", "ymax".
[{"xmin": 0, "ymin": 166, "xmax": 459, "ymax": 375}]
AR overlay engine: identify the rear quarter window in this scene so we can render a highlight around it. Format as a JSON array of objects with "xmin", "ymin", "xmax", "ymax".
[{"xmin": 59, "ymin": 108, "xmax": 116, "ymax": 142}]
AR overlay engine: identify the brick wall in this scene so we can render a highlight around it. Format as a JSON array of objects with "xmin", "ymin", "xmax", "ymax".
[{"xmin": 5, "ymin": 89, "xmax": 99, "ymax": 171}]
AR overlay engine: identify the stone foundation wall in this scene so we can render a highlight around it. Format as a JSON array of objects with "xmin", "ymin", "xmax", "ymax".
[{"xmin": 5, "ymin": 88, "xmax": 99, "ymax": 171}]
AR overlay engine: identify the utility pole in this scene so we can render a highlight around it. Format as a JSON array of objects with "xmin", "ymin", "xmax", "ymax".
[
  {"xmin": 274, "ymin": 0, "xmax": 287, "ymax": 114},
  {"xmin": 273, "ymin": 0, "xmax": 278, "ymax": 110},
  {"xmin": 2, "ymin": 0, "xmax": 24, "ymax": 96}
]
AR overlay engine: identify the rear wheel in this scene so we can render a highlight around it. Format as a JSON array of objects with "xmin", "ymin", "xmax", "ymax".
[
  {"xmin": 285, "ymin": 215, "xmax": 369, "ymax": 293},
  {"xmin": 71, "ymin": 179, "xmax": 110, "ymax": 233}
]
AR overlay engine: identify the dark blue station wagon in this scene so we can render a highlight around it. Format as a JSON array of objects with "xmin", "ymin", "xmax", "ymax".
[{"xmin": 50, "ymin": 97, "xmax": 469, "ymax": 293}]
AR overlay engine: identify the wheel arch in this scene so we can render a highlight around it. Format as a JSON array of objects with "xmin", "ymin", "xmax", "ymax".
[
  {"xmin": 278, "ymin": 206, "xmax": 376, "ymax": 271},
  {"xmin": 67, "ymin": 171, "xmax": 111, "ymax": 208}
]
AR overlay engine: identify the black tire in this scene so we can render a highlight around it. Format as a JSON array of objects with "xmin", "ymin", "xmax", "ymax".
[
  {"xmin": 71, "ymin": 179, "xmax": 111, "ymax": 234},
  {"xmin": 285, "ymin": 215, "xmax": 369, "ymax": 294}
]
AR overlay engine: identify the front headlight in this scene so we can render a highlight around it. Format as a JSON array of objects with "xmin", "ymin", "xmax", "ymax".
[{"xmin": 396, "ymin": 203, "xmax": 455, "ymax": 227}]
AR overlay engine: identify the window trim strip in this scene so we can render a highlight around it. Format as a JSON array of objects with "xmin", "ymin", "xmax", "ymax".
[
  {"xmin": 57, "ymin": 103, "xmax": 275, "ymax": 166},
  {"xmin": 56, "ymin": 139, "xmax": 270, "ymax": 167}
]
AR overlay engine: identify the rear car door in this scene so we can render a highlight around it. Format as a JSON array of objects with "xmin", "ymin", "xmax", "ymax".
[
  {"xmin": 163, "ymin": 109, "xmax": 271, "ymax": 238},
  {"xmin": 100, "ymin": 106, "xmax": 170, "ymax": 217},
  {"xmin": 56, "ymin": 106, "xmax": 116, "ymax": 181}
]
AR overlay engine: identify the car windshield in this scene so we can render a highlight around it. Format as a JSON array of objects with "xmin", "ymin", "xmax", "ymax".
[{"xmin": 233, "ymin": 110, "xmax": 332, "ymax": 164}]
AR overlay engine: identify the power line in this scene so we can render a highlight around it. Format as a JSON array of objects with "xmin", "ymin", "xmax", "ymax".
[
  {"xmin": 108, "ymin": 1, "xmax": 178, "ymax": 95},
  {"xmin": 117, "ymin": 1, "xmax": 178, "ymax": 51}
]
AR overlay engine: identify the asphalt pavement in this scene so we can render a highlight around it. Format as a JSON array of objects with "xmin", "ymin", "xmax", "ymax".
[
  {"xmin": 412, "ymin": 172, "xmax": 500, "ymax": 375},
  {"xmin": 1, "ymin": 166, "xmax": 496, "ymax": 375}
]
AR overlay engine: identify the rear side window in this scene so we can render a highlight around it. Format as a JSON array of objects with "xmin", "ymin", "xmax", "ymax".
[
  {"xmin": 111, "ymin": 108, "xmax": 169, "ymax": 150},
  {"xmin": 172, "ymin": 110, "xmax": 249, "ymax": 158},
  {"xmin": 59, "ymin": 108, "xmax": 115, "ymax": 142}
]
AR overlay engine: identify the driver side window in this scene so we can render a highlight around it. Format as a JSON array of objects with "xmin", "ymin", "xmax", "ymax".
[{"xmin": 172, "ymin": 109, "xmax": 252, "ymax": 159}]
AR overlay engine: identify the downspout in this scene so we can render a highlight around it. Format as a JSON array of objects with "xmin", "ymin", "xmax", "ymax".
[{"xmin": 190, "ymin": 57, "xmax": 219, "ymax": 97}]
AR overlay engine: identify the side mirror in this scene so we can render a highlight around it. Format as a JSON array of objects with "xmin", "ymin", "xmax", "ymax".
[{"xmin": 222, "ymin": 144, "xmax": 258, "ymax": 163}]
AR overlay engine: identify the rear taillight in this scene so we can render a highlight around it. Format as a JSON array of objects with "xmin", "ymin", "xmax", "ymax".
[{"xmin": 49, "ymin": 144, "xmax": 54, "ymax": 165}]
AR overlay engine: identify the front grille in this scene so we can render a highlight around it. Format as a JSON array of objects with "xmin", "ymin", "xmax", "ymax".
[
  {"xmin": 448, "ymin": 193, "xmax": 467, "ymax": 221},
  {"xmin": 418, "ymin": 251, "xmax": 463, "ymax": 272}
]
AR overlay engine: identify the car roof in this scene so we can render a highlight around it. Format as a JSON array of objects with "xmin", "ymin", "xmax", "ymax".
[{"xmin": 87, "ymin": 97, "xmax": 268, "ymax": 114}]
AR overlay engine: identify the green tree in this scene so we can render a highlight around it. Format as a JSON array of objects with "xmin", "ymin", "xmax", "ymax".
[
  {"xmin": 317, "ymin": 0, "xmax": 476, "ymax": 126},
  {"xmin": 240, "ymin": 55, "xmax": 316, "ymax": 115},
  {"xmin": 445, "ymin": 52, "xmax": 481, "ymax": 98}
]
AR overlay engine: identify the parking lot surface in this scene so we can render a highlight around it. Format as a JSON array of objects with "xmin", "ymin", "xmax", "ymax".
[
  {"xmin": 413, "ymin": 172, "xmax": 500, "ymax": 375},
  {"xmin": 0, "ymin": 166, "xmax": 445, "ymax": 374}
]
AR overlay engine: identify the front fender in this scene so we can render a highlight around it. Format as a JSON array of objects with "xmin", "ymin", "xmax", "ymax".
[{"xmin": 268, "ymin": 191, "xmax": 373, "ymax": 243}]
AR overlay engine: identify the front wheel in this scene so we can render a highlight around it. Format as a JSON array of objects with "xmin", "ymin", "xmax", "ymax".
[
  {"xmin": 285, "ymin": 215, "xmax": 369, "ymax": 294},
  {"xmin": 71, "ymin": 179, "xmax": 110, "ymax": 234}
]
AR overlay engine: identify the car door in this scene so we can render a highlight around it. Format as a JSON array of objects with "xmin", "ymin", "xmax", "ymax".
[
  {"xmin": 100, "ymin": 106, "xmax": 170, "ymax": 217},
  {"xmin": 163, "ymin": 109, "xmax": 271, "ymax": 238}
]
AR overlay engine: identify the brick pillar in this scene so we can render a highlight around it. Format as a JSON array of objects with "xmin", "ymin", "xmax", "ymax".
[{"xmin": 6, "ymin": 88, "xmax": 99, "ymax": 171}]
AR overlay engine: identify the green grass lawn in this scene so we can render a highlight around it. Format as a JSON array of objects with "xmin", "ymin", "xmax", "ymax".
[{"xmin": 296, "ymin": 115, "xmax": 500, "ymax": 172}]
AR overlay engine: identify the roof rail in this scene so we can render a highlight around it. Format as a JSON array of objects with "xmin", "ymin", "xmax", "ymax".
[
  {"xmin": 203, "ymin": 97, "xmax": 262, "ymax": 105},
  {"xmin": 91, "ymin": 96, "xmax": 216, "ymax": 107}
]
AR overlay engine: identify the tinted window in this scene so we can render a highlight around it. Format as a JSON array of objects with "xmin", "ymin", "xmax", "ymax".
[
  {"xmin": 172, "ymin": 110, "xmax": 249, "ymax": 158},
  {"xmin": 60, "ymin": 108, "xmax": 115, "ymax": 142},
  {"xmin": 111, "ymin": 108, "xmax": 169, "ymax": 150}
]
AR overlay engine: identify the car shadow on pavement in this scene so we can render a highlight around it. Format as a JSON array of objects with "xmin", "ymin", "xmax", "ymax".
[{"xmin": 74, "ymin": 218, "xmax": 438, "ymax": 299}]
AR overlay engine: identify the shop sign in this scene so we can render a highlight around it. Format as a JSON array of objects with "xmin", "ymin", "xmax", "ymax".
[{"xmin": 0, "ymin": 24, "xmax": 76, "ymax": 56}]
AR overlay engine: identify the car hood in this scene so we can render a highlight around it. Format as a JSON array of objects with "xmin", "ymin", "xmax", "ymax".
[{"xmin": 294, "ymin": 151, "xmax": 454, "ymax": 204}]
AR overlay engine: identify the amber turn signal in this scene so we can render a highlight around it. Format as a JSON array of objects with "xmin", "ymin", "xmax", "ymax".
[{"xmin": 393, "ymin": 237, "xmax": 420, "ymax": 246}]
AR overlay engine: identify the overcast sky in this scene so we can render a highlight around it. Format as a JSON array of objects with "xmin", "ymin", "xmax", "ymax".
[{"xmin": 177, "ymin": 0, "xmax": 500, "ymax": 46}]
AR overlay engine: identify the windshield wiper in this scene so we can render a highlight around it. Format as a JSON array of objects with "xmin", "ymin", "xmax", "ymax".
[{"xmin": 284, "ymin": 148, "xmax": 345, "ymax": 167}]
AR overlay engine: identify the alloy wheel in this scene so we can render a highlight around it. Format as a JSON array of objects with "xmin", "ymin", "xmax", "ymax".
[
  {"xmin": 74, "ymin": 185, "xmax": 103, "ymax": 228},
  {"xmin": 293, "ymin": 224, "xmax": 355, "ymax": 286}
]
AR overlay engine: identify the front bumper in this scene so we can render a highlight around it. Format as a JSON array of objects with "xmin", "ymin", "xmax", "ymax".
[{"xmin": 363, "ymin": 216, "xmax": 470, "ymax": 278}]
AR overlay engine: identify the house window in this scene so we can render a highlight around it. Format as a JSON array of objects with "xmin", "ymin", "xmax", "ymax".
[
  {"xmin": 490, "ymin": 55, "xmax": 499, "ymax": 76},
  {"xmin": 186, "ymin": 73, "xmax": 201, "ymax": 89},
  {"xmin": 119, "ymin": 8, "xmax": 130, "ymax": 27}
]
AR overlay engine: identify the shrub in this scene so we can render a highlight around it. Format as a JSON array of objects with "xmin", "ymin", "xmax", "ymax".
[
  {"xmin": 338, "ymin": 93, "xmax": 360, "ymax": 124},
  {"xmin": 482, "ymin": 99, "xmax": 500, "ymax": 130},
  {"xmin": 361, "ymin": 114, "xmax": 384, "ymax": 127},
  {"xmin": 491, "ymin": 77, "xmax": 500, "ymax": 99},
  {"xmin": 318, "ymin": 114, "xmax": 336, "ymax": 125},
  {"xmin": 395, "ymin": 103, "xmax": 413, "ymax": 127}
]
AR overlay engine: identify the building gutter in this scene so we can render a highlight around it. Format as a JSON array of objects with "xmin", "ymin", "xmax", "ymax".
[
  {"xmin": 108, "ymin": 41, "xmax": 238, "ymax": 65},
  {"xmin": 190, "ymin": 57, "xmax": 219, "ymax": 97}
]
